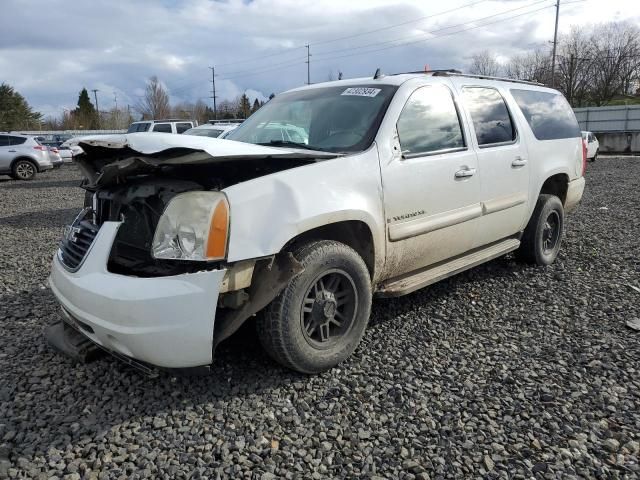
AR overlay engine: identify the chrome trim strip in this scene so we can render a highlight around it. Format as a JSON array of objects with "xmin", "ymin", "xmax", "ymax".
[
  {"xmin": 389, "ymin": 203, "xmax": 483, "ymax": 241},
  {"xmin": 481, "ymin": 193, "xmax": 528, "ymax": 215}
]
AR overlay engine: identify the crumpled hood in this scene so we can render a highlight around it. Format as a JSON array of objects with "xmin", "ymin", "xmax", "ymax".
[{"xmin": 70, "ymin": 132, "xmax": 338, "ymax": 188}]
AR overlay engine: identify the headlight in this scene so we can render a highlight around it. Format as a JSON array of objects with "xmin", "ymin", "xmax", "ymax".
[{"xmin": 152, "ymin": 191, "xmax": 229, "ymax": 261}]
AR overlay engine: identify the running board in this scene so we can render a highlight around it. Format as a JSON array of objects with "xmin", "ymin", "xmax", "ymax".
[{"xmin": 377, "ymin": 238, "xmax": 520, "ymax": 298}]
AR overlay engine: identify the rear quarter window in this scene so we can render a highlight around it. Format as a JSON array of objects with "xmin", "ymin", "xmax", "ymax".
[
  {"xmin": 9, "ymin": 136, "xmax": 27, "ymax": 145},
  {"xmin": 176, "ymin": 123, "xmax": 192, "ymax": 134},
  {"xmin": 510, "ymin": 89, "xmax": 580, "ymax": 140}
]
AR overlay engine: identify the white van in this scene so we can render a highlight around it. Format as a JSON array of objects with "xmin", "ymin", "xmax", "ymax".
[{"xmin": 50, "ymin": 71, "xmax": 585, "ymax": 374}]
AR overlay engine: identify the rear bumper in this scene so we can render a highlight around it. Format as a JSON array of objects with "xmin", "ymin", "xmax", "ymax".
[
  {"xmin": 49, "ymin": 222, "xmax": 226, "ymax": 368},
  {"xmin": 565, "ymin": 176, "xmax": 585, "ymax": 213}
]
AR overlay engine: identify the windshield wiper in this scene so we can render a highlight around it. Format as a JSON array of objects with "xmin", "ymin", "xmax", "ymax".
[{"xmin": 257, "ymin": 140, "xmax": 325, "ymax": 151}]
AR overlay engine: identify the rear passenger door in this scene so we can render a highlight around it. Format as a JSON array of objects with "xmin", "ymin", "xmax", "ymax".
[{"xmin": 458, "ymin": 86, "xmax": 529, "ymax": 248}]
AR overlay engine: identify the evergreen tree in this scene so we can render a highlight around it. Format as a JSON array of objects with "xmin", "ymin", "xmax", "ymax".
[
  {"xmin": 74, "ymin": 88, "xmax": 98, "ymax": 129},
  {"xmin": 268, "ymin": 93, "xmax": 276, "ymax": 100},
  {"xmin": 251, "ymin": 98, "xmax": 261, "ymax": 113},
  {"xmin": 0, "ymin": 83, "xmax": 42, "ymax": 131},
  {"xmin": 238, "ymin": 93, "xmax": 251, "ymax": 118}
]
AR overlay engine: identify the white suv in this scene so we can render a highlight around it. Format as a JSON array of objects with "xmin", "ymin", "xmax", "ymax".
[
  {"xmin": 127, "ymin": 119, "xmax": 195, "ymax": 134},
  {"xmin": 0, "ymin": 134, "xmax": 54, "ymax": 180},
  {"xmin": 49, "ymin": 72, "xmax": 585, "ymax": 374}
]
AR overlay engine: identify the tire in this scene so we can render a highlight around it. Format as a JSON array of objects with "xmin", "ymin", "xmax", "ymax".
[
  {"xmin": 12, "ymin": 159, "xmax": 37, "ymax": 180},
  {"xmin": 591, "ymin": 149, "xmax": 598, "ymax": 162},
  {"xmin": 516, "ymin": 194, "xmax": 564, "ymax": 266},
  {"xmin": 258, "ymin": 240, "xmax": 372, "ymax": 374}
]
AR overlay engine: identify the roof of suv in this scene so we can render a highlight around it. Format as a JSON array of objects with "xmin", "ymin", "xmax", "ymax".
[
  {"xmin": 288, "ymin": 70, "xmax": 555, "ymax": 94},
  {"xmin": 131, "ymin": 119, "xmax": 193, "ymax": 124}
]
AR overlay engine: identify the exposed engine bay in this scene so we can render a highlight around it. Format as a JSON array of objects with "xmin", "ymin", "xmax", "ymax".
[{"xmin": 72, "ymin": 134, "xmax": 335, "ymax": 276}]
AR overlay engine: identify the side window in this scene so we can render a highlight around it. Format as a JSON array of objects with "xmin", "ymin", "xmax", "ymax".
[
  {"xmin": 0, "ymin": 135, "xmax": 10, "ymax": 147},
  {"xmin": 176, "ymin": 123, "xmax": 192, "ymax": 134},
  {"xmin": 9, "ymin": 136, "xmax": 27, "ymax": 145},
  {"xmin": 510, "ymin": 89, "xmax": 580, "ymax": 140},
  {"xmin": 152, "ymin": 123, "xmax": 172, "ymax": 133},
  {"xmin": 462, "ymin": 87, "xmax": 516, "ymax": 146},
  {"xmin": 396, "ymin": 85, "xmax": 465, "ymax": 157},
  {"xmin": 589, "ymin": 133, "xmax": 595, "ymax": 142}
]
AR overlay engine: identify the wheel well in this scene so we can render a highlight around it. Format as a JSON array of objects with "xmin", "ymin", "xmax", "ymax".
[
  {"xmin": 11, "ymin": 157, "xmax": 39, "ymax": 172},
  {"xmin": 283, "ymin": 221, "xmax": 375, "ymax": 278},
  {"xmin": 540, "ymin": 174, "xmax": 569, "ymax": 205}
]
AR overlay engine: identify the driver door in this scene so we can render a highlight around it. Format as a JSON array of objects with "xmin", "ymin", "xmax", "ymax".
[{"xmin": 381, "ymin": 84, "xmax": 482, "ymax": 277}]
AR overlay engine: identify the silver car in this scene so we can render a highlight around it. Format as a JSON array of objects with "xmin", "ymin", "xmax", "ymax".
[{"xmin": 0, "ymin": 134, "xmax": 53, "ymax": 180}]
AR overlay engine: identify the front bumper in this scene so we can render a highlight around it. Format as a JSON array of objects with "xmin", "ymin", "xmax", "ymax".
[
  {"xmin": 565, "ymin": 176, "xmax": 585, "ymax": 213},
  {"xmin": 49, "ymin": 222, "xmax": 226, "ymax": 368}
]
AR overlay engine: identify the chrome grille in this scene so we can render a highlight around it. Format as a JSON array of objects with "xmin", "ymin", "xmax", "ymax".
[{"xmin": 58, "ymin": 208, "xmax": 99, "ymax": 271}]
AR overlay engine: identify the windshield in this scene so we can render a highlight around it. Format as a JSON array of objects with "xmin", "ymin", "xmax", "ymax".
[
  {"xmin": 184, "ymin": 128, "xmax": 223, "ymax": 138},
  {"xmin": 226, "ymin": 84, "xmax": 398, "ymax": 152}
]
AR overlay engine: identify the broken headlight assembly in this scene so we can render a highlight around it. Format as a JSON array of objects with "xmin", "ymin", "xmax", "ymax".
[{"xmin": 151, "ymin": 191, "xmax": 229, "ymax": 261}]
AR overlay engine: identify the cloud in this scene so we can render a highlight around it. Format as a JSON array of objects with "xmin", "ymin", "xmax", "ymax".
[{"xmin": 0, "ymin": 0, "xmax": 637, "ymax": 118}]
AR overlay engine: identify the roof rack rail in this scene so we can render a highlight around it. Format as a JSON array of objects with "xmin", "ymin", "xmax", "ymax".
[{"xmin": 395, "ymin": 69, "xmax": 545, "ymax": 86}]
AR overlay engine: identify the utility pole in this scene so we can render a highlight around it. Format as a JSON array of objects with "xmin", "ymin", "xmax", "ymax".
[
  {"xmin": 305, "ymin": 44, "xmax": 311, "ymax": 85},
  {"xmin": 209, "ymin": 66, "xmax": 218, "ymax": 120},
  {"xmin": 551, "ymin": 0, "xmax": 560, "ymax": 86},
  {"xmin": 91, "ymin": 89, "xmax": 100, "ymax": 128}
]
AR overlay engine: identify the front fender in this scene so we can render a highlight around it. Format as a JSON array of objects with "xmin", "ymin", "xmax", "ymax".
[{"xmin": 223, "ymin": 148, "xmax": 385, "ymax": 268}]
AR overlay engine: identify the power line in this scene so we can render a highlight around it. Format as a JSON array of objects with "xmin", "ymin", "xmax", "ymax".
[
  {"xmin": 312, "ymin": 0, "xmax": 489, "ymax": 47},
  {"xmin": 216, "ymin": 1, "xmax": 552, "ymax": 83},
  {"xmin": 310, "ymin": 3, "xmax": 556, "ymax": 65},
  {"xmin": 214, "ymin": 0, "xmax": 490, "ymax": 69},
  {"xmin": 312, "ymin": 0, "xmax": 551, "ymax": 60}
]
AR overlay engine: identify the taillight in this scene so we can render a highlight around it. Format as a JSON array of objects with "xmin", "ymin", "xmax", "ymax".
[
  {"xmin": 33, "ymin": 146, "xmax": 47, "ymax": 151},
  {"xmin": 582, "ymin": 139, "xmax": 587, "ymax": 176},
  {"xmin": 51, "ymin": 148, "xmax": 59, "ymax": 153}
]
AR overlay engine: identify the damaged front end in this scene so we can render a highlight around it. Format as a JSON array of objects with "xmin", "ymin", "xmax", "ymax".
[{"xmin": 48, "ymin": 133, "xmax": 331, "ymax": 371}]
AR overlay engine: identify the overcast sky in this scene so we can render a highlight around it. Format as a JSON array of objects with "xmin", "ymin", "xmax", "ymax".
[{"xmin": 0, "ymin": 0, "xmax": 637, "ymax": 118}]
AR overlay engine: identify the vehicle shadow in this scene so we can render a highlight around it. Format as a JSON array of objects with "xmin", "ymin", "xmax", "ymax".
[
  {"xmin": 0, "ymin": 208, "xmax": 80, "ymax": 229},
  {"xmin": 369, "ymin": 254, "xmax": 531, "ymax": 327}
]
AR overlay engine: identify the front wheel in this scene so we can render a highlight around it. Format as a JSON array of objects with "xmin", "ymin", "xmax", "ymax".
[
  {"xmin": 258, "ymin": 240, "xmax": 372, "ymax": 374},
  {"xmin": 516, "ymin": 194, "xmax": 564, "ymax": 266}
]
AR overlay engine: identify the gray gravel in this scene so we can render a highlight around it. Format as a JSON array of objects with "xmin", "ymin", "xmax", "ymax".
[{"xmin": 1, "ymin": 160, "xmax": 639, "ymax": 479}]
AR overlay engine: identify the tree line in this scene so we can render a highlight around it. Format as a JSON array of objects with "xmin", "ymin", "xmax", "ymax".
[
  {"xmin": 135, "ymin": 76, "xmax": 269, "ymax": 124},
  {"xmin": 469, "ymin": 21, "xmax": 640, "ymax": 107}
]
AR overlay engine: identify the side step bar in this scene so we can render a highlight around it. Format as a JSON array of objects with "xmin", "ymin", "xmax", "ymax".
[{"xmin": 377, "ymin": 238, "xmax": 520, "ymax": 298}]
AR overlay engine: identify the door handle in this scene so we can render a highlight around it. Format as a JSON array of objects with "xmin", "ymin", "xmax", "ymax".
[
  {"xmin": 455, "ymin": 167, "xmax": 476, "ymax": 178},
  {"xmin": 8, "ymin": 150, "xmax": 17, "ymax": 153},
  {"xmin": 512, "ymin": 156, "xmax": 527, "ymax": 167}
]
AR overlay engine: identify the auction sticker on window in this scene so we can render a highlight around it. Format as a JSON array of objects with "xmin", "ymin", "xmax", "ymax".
[{"xmin": 341, "ymin": 87, "xmax": 381, "ymax": 97}]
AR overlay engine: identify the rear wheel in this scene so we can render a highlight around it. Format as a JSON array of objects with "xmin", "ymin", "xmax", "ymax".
[
  {"xmin": 258, "ymin": 240, "xmax": 372, "ymax": 374},
  {"xmin": 12, "ymin": 159, "xmax": 37, "ymax": 180},
  {"xmin": 516, "ymin": 194, "xmax": 564, "ymax": 266},
  {"xmin": 591, "ymin": 149, "xmax": 598, "ymax": 162}
]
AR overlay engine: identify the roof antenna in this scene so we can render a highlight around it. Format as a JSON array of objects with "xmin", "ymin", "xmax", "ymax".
[{"xmin": 373, "ymin": 68, "xmax": 384, "ymax": 80}]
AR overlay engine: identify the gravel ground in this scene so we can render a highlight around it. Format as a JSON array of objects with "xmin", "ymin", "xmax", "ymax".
[{"xmin": 0, "ymin": 159, "xmax": 639, "ymax": 479}]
